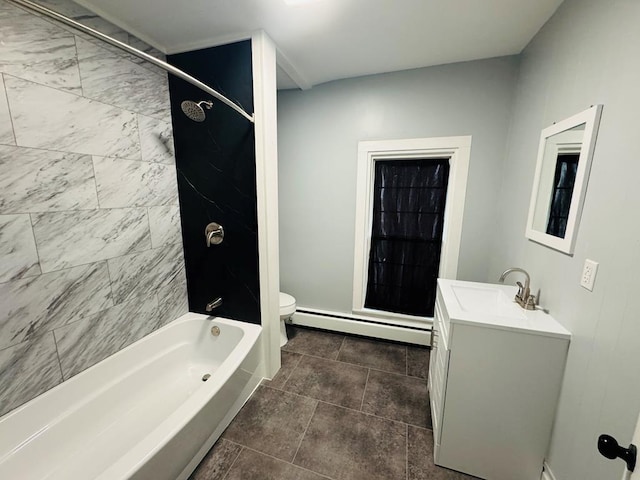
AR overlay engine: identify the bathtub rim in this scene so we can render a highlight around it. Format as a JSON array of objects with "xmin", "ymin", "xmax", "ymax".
[
  {"xmin": 102, "ymin": 313, "xmax": 262, "ymax": 479},
  {"xmin": 0, "ymin": 313, "xmax": 262, "ymax": 480}
]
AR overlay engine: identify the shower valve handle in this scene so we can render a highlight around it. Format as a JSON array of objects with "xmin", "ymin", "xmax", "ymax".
[{"xmin": 205, "ymin": 223, "xmax": 224, "ymax": 247}]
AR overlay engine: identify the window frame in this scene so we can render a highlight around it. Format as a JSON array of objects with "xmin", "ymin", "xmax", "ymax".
[{"xmin": 352, "ymin": 136, "xmax": 471, "ymax": 324}]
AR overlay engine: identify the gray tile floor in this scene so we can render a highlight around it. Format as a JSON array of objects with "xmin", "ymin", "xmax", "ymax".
[{"xmin": 190, "ymin": 326, "xmax": 476, "ymax": 480}]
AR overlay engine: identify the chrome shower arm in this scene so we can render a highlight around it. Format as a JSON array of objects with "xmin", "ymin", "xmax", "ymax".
[{"xmin": 6, "ymin": 0, "xmax": 255, "ymax": 124}]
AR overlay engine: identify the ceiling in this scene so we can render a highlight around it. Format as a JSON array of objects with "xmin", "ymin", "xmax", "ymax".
[{"xmin": 73, "ymin": 0, "xmax": 564, "ymax": 90}]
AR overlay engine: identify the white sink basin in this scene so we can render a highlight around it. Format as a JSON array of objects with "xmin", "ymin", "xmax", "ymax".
[
  {"xmin": 438, "ymin": 279, "xmax": 570, "ymax": 339},
  {"xmin": 450, "ymin": 284, "xmax": 526, "ymax": 319}
]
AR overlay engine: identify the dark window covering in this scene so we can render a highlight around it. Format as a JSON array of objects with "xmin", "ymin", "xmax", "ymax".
[
  {"xmin": 546, "ymin": 153, "xmax": 579, "ymax": 238},
  {"xmin": 364, "ymin": 159, "xmax": 450, "ymax": 317}
]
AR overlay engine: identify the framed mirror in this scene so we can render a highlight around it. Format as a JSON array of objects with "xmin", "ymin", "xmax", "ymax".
[{"xmin": 526, "ymin": 105, "xmax": 603, "ymax": 254}]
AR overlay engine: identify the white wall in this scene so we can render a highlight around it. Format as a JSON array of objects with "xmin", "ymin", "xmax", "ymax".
[
  {"xmin": 278, "ymin": 57, "xmax": 519, "ymax": 313},
  {"xmin": 489, "ymin": 0, "xmax": 640, "ymax": 479}
]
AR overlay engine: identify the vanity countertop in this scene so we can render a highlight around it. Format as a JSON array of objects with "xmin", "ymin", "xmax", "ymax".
[{"xmin": 437, "ymin": 278, "xmax": 571, "ymax": 340}]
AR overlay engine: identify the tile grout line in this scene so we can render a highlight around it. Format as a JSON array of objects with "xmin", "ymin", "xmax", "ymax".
[
  {"xmin": 291, "ymin": 399, "xmax": 319, "ymax": 465},
  {"xmin": 406, "ymin": 423, "xmax": 409, "ymax": 480},
  {"xmin": 51, "ymin": 330, "xmax": 66, "ymax": 382},
  {"xmin": 104, "ymin": 256, "xmax": 118, "ymax": 307},
  {"xmin": 0, "ymin": 244, "xmax": 179, "ymax": 288},
  {"xmin": 0, "ymin": 71, "xmax": 141, "ymax": 119},
  {"xmin": 405, "ymin": 344, "xmax": 409, "ymax": 376},
  {"xmin": 261, "ymin": 376, "xmax": 433, "ymax": 431},
  {"xmin": 3, "ymin": 204, "xmax": 174, "ymax": 215},
  {"xmin": 133, "ymin": 113, "xmax": 143, "ymax": 161},
  {"xmin": 220, "ymin": 445, "xmax": 244, "ymax": 480},
  {"xmin": 360, "ymin": 368, "xmax": 371, "ymax": 411},
  {"xmin": 72, "ymin": 35, "xmax": 84, "ymax": 98},
  {"xmin": 90, "ymin": 155, "xmax": 102, "ymax": 208},
  {"xmin": 0, "ymin": 196, "xmax": 180, "ymax": 224},
  {"xmin": 218, "ymin": 438, "xmax": 244, "ymax": 448},
  {"xmin": 334, "ymin": 334, "xmax": 347, "ymax": 360},
  {"xmin": 135, "ymin": 113, "xmax": 145, "ymax": 163},
  {"xmin": 1, "ymin": 73, "xmax": 18, "ymax": 146},
  {"xmin": 145, "ymin": 206, "xmax": 154, "ymax": 248},
  {"xmin": 262, "ymin": 383, "xmax": 356, "ymax": 413},
  {"xmin": 283, "ymin": 347, "xmax": 407, "ymax": 376},
  {"xmin": 0, "ymin": 141, "xmax": 151, "ymax": 164},
  {"xmin": 27, "ymin": 213, "xmax": 44, "ymax": 276},
  {"xmin": 285, "ymin": 326, "xmax": 417, "ymax": 371},
  {"xmin": 239, "ymin": 444, "xmax": 336, "ymax": 480},
  {"xmin": 279, "ymin": 350, "xmax": 304, "ymax": 390},
  {"xmin": 0, "ymin": 206, "xmax": 101, "ymax": 216}
]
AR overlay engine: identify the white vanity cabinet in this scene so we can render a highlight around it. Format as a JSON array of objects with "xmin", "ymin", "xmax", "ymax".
[{"xmin": 428, "ymin": 279, "xmax": 570, "ymax": 480}]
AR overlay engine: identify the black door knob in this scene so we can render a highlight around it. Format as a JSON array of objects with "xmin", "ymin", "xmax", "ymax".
[{"xmin": 598, "ymin": 434, "xmax": 637, "ymax": 472}]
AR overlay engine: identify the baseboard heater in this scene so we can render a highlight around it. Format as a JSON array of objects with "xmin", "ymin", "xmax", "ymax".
[{"xmin": 291, "ymin": 308, "xmax": 431, "ymax": 346}]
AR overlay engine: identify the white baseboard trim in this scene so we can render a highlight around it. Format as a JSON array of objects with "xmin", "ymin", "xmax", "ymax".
[
  {"xmin": 290, "ymin": 309, "xmax": 431, "ymax": 346},
  {"xmin": 541, "ymin": 461, "xmax": 557, "ymax": 480}
]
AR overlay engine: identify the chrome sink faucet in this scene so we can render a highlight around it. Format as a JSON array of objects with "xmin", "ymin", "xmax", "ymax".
[{"xmin": 498, "ymin": 268, "xmax": 537, "ymax": 310}]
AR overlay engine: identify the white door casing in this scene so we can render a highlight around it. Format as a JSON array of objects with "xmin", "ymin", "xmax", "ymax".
[
  {"xmin": 352, "ymin": 136, "xmax": 471, "ymax": 323},
  {"xmin": 626, "ymin": 412, "xmax": 640, "ymax": 480}
]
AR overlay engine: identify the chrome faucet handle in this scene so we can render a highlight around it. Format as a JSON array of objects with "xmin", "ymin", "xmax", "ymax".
[{"xmin": 524, "ymin": 294, "xmax": 537, "ymax": 310}]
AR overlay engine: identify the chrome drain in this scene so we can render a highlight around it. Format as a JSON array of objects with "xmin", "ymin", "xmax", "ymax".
[{"xmin": 202, "ymin": 374, "xmax": 211, "ymax": 382}]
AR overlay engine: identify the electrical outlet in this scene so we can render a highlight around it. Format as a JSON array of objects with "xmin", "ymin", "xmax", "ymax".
[{"xmin": 580, "ymin": 259, "xmax": 599, "ymax": 291}]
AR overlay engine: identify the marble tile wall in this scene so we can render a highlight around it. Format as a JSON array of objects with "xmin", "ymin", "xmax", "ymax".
[{"xmin": 0, "ymin": 0, "xmax": 188, "ymax": 417}]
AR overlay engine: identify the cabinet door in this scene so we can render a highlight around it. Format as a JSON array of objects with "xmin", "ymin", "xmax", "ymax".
[
  {"xmin": 438, "ymin": 323, "xmax": 568, "ymax": 480},
  {"xmin": 429, "ymin": 297, "xmax": 450, "ymax": 451}
]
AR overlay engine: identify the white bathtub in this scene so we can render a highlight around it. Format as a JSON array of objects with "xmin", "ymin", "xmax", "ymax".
[{"xmin": 0, "ymin": 313, "xmax": 263, "ymax": 480}]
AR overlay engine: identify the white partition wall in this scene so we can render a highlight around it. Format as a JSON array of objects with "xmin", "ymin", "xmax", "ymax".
[{"xmin": 252, "ymin": 31, "xmax": 281, "ymax": 378}]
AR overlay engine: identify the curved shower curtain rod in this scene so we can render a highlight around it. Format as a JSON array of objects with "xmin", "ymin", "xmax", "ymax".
[{"xmin": 6, "ymin": 0, "xmax": 255, "ymax": 123}]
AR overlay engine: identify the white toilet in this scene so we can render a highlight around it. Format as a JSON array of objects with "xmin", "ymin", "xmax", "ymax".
[{"xmin": 279, "ymin": 292, "xmax": 296, "ymax": 347}]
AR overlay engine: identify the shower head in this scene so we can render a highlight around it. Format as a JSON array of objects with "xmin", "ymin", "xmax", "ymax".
[{"xmin": 181, "ymin": 100, "xmax": 213, "ymax": 122}]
